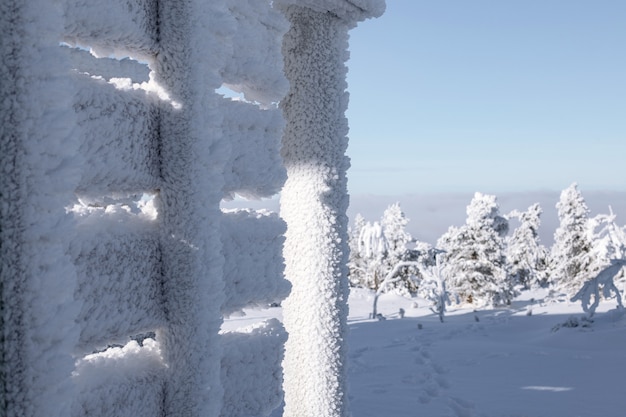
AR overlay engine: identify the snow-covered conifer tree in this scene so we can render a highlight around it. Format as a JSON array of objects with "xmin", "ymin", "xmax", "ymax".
[
  {"xmin": 588, "ymin": 208, "xmax": 626, "ymax": 269},
  {"xmin": 550, "ymin": 183, "xmax": 595, "ymax": 297},
  {"xmin": 437, "ymin": 193, "xmax": 514, "ymax": 307},
  {"xmin": 348, "ymin": 213, "xmax": 369, "ymax": 287},
  {"xmin": 507, "ymin": 203, "xmax": 549, "ymax": 289},
  {"xmin": 348, "ymin": 204, "xmax": 419, "ymax": 293},
  {"xmin": 379, "ymin": 202, "xmax": 419, "ymax": 293},
  {"xmin": 355, "ymin": 220, "xmax": 388, "ymax": 289},
  {"xmin": 418, "ymin": 252, "xmax": 451, "ymax": 322}
]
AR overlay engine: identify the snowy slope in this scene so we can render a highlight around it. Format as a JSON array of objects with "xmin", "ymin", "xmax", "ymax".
[
  {"xmin": 348, "ymin": 289, "xmax": 626, "ymax": 417},
  {"xmin": 224, "ymin": 288, "xmax": 626, "ymax": 417}
]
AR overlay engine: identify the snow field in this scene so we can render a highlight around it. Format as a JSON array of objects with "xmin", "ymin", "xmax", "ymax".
[
  {"xmin": 347, "ymin": 288, "xmax": 626, "ymax": 417},
  {"xmin": 224, "ymin": 287, "xmax": 626, "ymax": 417}
]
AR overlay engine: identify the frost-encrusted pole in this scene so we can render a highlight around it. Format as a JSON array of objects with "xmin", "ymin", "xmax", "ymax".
[
  {"xmin": 153, "ymin": 1, "xmax": 228, "ymax": 416},
  {"xmin": 275, "ymin": 1, "xmax": 384, "ymax": 416},
  {"xmin": 1, "ymin": 2, "xmax": 80, "ymax": 416}
]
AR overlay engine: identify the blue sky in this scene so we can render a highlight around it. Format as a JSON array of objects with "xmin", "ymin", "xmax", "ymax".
[{"xmin": 345, "ymin": 0, "xmax": 626, "ymax": 195}]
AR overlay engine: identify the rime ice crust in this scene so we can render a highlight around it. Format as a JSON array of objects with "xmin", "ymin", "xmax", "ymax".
[
  {"xmin": 278, "ymin": 3, "xmax": 371, "ymax": 416},
  {"xmin": 1, "ymin": 0, "xmax": 385, "ymax": 414},
  {"xmin": 1, "ymin": 1, "xmax": 81, "ymax": 416},
  {"xmin": 274, "ymin": 0, "xmax": 385, "ymax": 23},
  {"xmin": 2, "ymin": 1, "xmax": 290, "ymax": 416},
  {"xmin": 276, "ymin": 2, "xmax": 385, "ymax": 416}
]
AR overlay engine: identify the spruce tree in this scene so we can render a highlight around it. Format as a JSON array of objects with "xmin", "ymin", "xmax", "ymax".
[
  {"xmin": 438, "ymin": 193, "xmax": 514, "ymax": 307},
  {"xmin": 507, "ymin": 203, "xmax": 549, "ymax": 289},
  {"xmin": 348, "ymin": 214, "xmax": 368, "ymax": 287},
  {"xmin": 550, "ymin": 183, "xmax": 594, "ymax": 297}
]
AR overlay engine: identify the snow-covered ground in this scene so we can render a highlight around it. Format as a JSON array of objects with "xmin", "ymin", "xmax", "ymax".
[{"xmin": 224, "ymin": 288, "xmax": 626, "ymax": 417}]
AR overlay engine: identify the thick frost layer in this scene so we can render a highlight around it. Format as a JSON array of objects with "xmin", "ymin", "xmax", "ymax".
[
  {"xmin": 73, "ymin": 74, "xmax": 161, "ymax": 197},
  {"xmin": 1, "ymin": 1, "xmax": 81, "ymax": 416},
  {"xmin": 222, "ymin": 0, "xmax": 289, "ymax": 104},
  {"xmin": 3, "ymin": 0, "xmax": 309, "ymax": 415},
  {"xmin": 279, "ymin": 5, "xmax": 357, "ymax": 417},
  {"xmin": 63, "ymin": 0, "xmax": 158, "ymax": 59},
  {"xmin": 221, "ymin": 209, "xmax": 290, "ymax": 315},
  {"xmin": 71, "ymin": 204, "xmax": 163, "ymax": 351},
  {"xmin": 221, "ymin": 99, "xmax": 286, "ymax": 199},
  {"xmin": 150, "ymin": 0, "xmax": 291, "ymax": 415},
  {"xmin": 275, "ymin": 0, "xmax": 385, "ymax": 23},
  {"xmin": 72, "ymin": 339, "xmax": 166, "ymax": 417},
  {"xmin": 220, "ymin": 319, "xmax": 288, "ymax": 417},
  {"xmin": 153, "ymin": 1, "xmax": 233, "ymax": 415}
]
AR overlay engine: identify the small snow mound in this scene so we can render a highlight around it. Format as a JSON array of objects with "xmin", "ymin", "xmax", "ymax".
[{"xmin": 551, "ymin": 315, "xmax": 594, "ymax": 332}]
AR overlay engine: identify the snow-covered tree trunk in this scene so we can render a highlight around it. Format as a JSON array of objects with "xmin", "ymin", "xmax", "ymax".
[
  {"xmin": 153, "ymin": 2, "xmax": 226, "ymax": 415},
  {"xmin": 277, "ymin": 2, "xmax": 383, "ymax": 416},
  {"xmin": 1, "ymin": 2, "xmax": 80, "ymax": 416}
]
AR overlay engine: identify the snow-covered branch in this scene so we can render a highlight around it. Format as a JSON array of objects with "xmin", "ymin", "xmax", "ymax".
[{"xmin": 371, "ymin": 261, "xmax": 421, "ymax": 318}]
